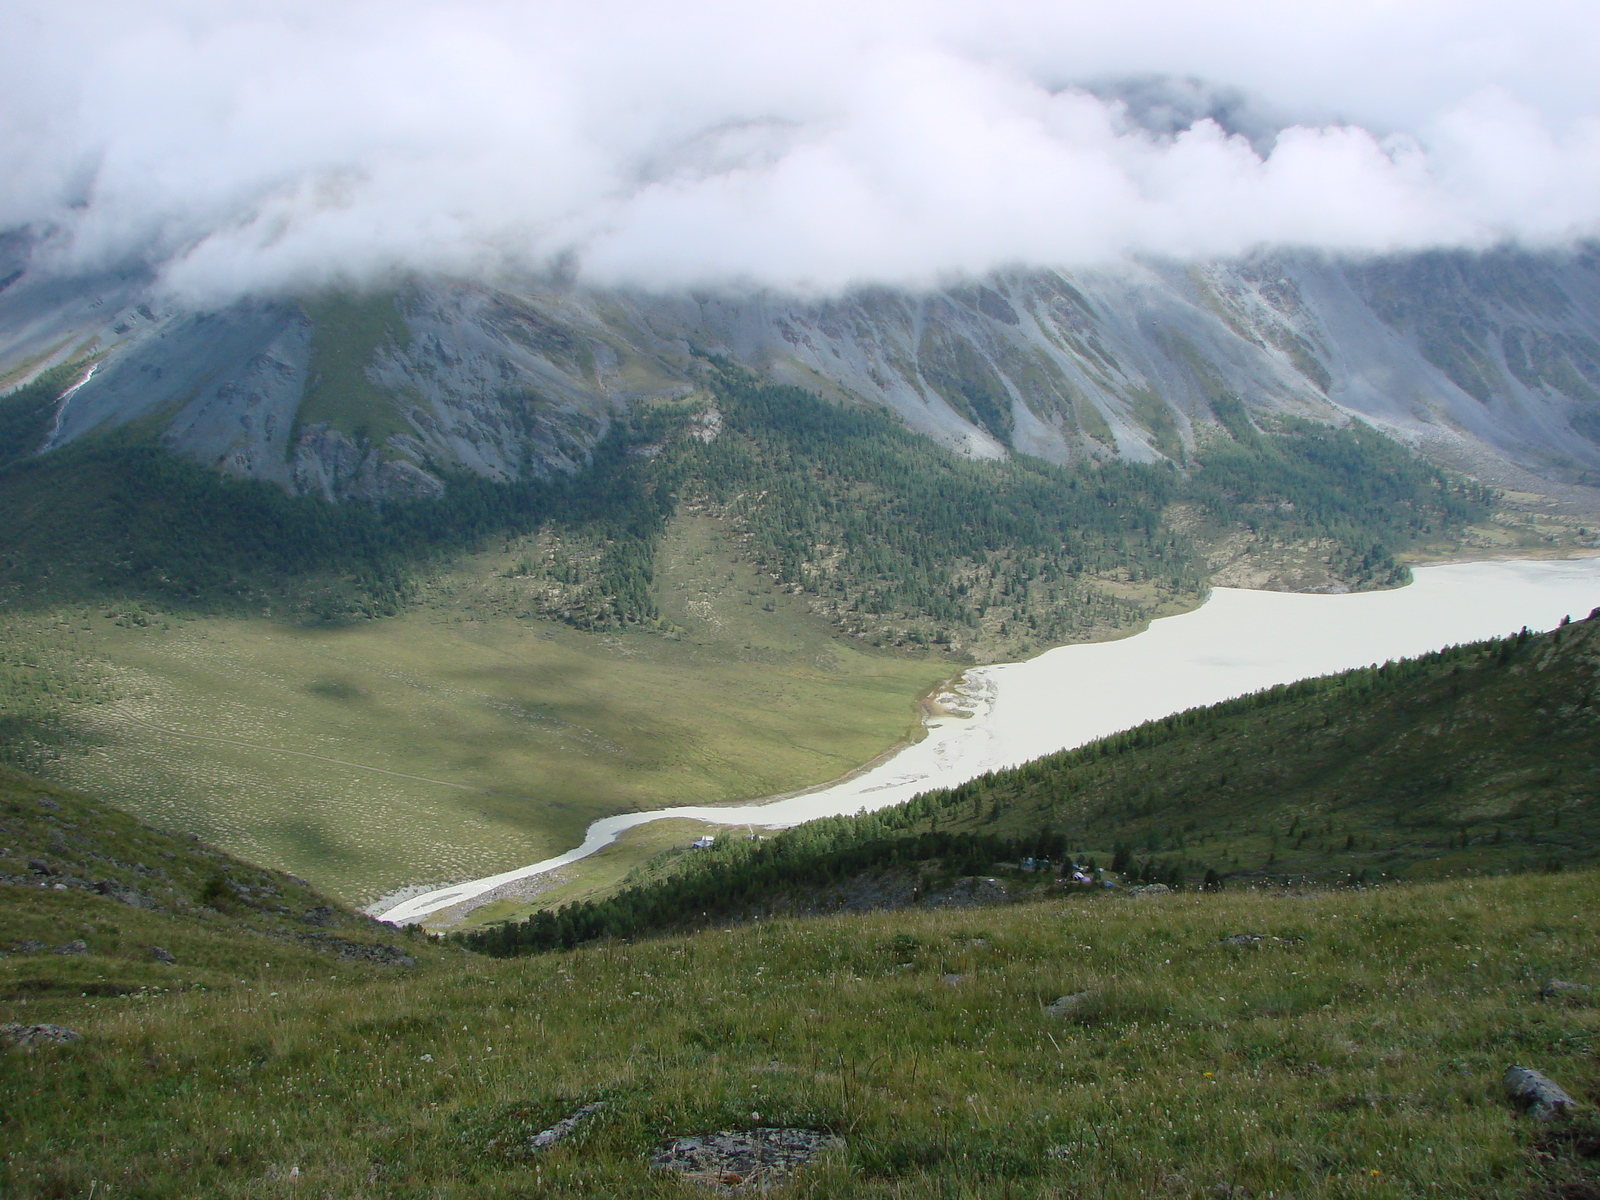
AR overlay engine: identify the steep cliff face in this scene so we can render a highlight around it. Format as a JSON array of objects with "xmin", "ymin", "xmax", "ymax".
[{"xmin": 3, "ymin": 244, "xmax": 1600, "ymax": 501}]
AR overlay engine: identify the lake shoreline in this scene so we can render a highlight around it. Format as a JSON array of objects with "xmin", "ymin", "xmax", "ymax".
[{"xmin": 374, "ymin": 554, "xmax": 1600, "ymax": 925}]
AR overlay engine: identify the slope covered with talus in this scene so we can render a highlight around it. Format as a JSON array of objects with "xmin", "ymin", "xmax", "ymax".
[{"xmin": 4, "ymin": 243, "xmax": 1600, "ymax": 503}]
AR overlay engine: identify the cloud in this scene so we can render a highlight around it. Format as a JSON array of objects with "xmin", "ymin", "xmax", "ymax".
[{"xmin": 4, "ymin": 0, "xmax": 1600, "ymax": 299}]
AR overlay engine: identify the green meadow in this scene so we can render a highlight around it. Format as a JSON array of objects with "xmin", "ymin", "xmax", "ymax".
[
  {"xmin": 0, "ymin": 515, "xmax": 949, "ymax": 907},
  {"xmin": 4, "ymin": 835, "xmax": 1597, "ymax": 1199}
]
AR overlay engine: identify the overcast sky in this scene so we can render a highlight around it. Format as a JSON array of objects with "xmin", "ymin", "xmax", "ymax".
[{"xmin": 5, "ymin": 0, "xmax": 1600, "ymax": 299}]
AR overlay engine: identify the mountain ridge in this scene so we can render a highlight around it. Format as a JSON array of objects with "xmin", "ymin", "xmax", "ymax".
[{"xmin": 4, "ymin": 244, "xmax": 1600, "ymax": 507}]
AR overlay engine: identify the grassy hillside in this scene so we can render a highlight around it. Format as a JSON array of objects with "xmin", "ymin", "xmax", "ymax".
[
  {"xmin": 467, "ymin": 610, "xmax": 1600, "ymax": 953},
  {"xmin": 2, "ymin": 772, "xmax": 1597, "ymax": 1199},
  {"xmin": 922, "ymin": 607, "xmax": 1600, "ymax": 883},
  {"xmin": 0, "ymin": 768, "xmax": 445, "ymax": 1009}
]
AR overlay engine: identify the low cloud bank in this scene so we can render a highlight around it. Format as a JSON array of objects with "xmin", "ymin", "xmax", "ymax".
[{"xmin": 5, "ymin": 0, "xmax": 1600, "ymax": 300}]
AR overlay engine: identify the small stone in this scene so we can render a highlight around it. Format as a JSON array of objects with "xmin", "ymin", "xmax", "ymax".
[
  {"xmin": 1540, "ymin": 979, "xmax": 1591, "ymax": 1003},
  {"xmin": 526, "ymin": 1101, "xmax": 603, "ymax": 1153},
  {"xmin": 149, "ymin": 946, "xmax": 176, "ymax": 964},
  {"xmin": 54, "ymin": 940, "xmax": 88, "ymax": 956},
  {"xmin": 1221, "ymin": 933, "xmax": 1266, "ymax": 947},
  {"xmin": 1, "ymin": 1023, "xmax": 80, "ymax": 1047},
  {"xmin": 1505, "ymin": 1065, "xmax": 1575, "ymax": 1121}
]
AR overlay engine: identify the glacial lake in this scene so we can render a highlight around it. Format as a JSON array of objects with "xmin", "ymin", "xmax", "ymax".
[{"xmin": 377, "ymin": 556, "xmax": 1600, "ymax": 923}]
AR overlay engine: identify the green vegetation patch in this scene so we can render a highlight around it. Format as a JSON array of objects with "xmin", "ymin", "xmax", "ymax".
[
  {"xmin": 1126, "ymin": 385, "xmax": 1184, "ymax": 461},
  {"xmin": 674, "ymin": 363, "xmax": 1197, "ymax": 660},
  {"xmin": 294, "ymin": 291, "xmax": 414, "ymax": 445},
  {"xmin": 904, "ymin": 613, "xmax": 1600, "ymax": 887},
  {"xmin": 1189, "ymin": 417, "xmax": 1494, "ymax": 588},
  {"xmin": 0, "ymin": 360, "xmax": 86, "ymax": 472}
]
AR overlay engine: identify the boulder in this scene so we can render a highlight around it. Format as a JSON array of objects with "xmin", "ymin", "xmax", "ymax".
[
  {"xmin": 1504, "ymin": 1065, "xmax": 1575, "ymax": 1121},
  {"xmin": 148, "ymin": 946, "xmax": 176, "ymax": 964},
  {"xmin": 650, "ymin": 1128, "xmax": 844, "ymax": 1193},
  {"xmin": 1, "ymin": 1023, "xmax": 81, "ymax": 1047},
  {"xmin": 1045, "ymin": 992, "xmax": 1091, "ymax": 1017},
  {"xmin": 1126, "ymin": 884, "xmax": 1172, "ymax": 898}
]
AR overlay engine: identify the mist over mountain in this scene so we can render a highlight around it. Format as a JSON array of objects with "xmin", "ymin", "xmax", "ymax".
[
  {"xmin": 4, "ymin": 1, "xmax": 1600, "ymax": 299},
  {"xmin": 4, "ymin": 245, "xmax": 1600, "ymax": 509}
]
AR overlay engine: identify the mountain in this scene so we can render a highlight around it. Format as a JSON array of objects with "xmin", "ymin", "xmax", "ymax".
[{"xmin": 4, "ymin": 240, "xmax": 1600, "ymax": 504}]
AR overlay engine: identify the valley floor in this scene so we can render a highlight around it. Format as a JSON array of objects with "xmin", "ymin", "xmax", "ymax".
[
  {"xmin": 0, "ymin": 496, "xmax": 1589, "ymax": 916},
  {"xmin": 0, "ymin": 514, "xmax": 995, "ymax": 905}
]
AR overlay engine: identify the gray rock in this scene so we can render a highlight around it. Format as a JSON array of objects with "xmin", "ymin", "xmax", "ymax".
[
  {"xmin": 526, "ymin": 1101, "xmax": 603, "ymax": 1153},
  {"xmin": 333, "ymin": 941, "xmax": 415, "ymax": 968},
  {"xmin": 53, "ymin": 940, "xmax": 88, "ymax": 956},
  {"xmin": 297, "ymin": 933, "xmax": 416, "ymax": 966},
  {"xmin": 1126, "ymin": 884, "xmax": 1172, "ymax": 898},
  {"xmin": 1221, "ymin": 933, "xmax": 1266, "ymax": 947},
  {"xmin": 301, "ymin": 906, "xmax": 334, "ymax": 926},
  {"xmin": 649, "ymin": 1128, "xmax": 844, "ymax": 1193},
  {"xmin": 94, "ymin": 879, "xmax": 158, "ymax": 909},
  {"xmin": 1540, "ymin": 979, "xmax": 1591, "ymax": 1003},
  {"xmin": 923, "ymin": 876, "xmax": 1009, "ymax": 909},
  {"xmin": 1, "ymin": 1023, "xmax": 80, "ymax": 1047},
  {"xmin": 35, "ymin": 797, "xmax": 59, "ymax": 811},
  {"xmin": 12, "ymin": 939, "xmax": 45, "ymax": 953},
  {"xmin": 1505, "ymin": 1065, "xmax": 1575, "ymax": 1121},
  {"xmin": 1046, "ymin": 992, "xmax": 1091, "ymax": 1017},
  {"xmin": 148, "ymin": 946, "xmax": 175, "ymax": 964}
]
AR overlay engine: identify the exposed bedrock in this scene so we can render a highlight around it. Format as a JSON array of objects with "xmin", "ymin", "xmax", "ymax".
[{"xmin": 3, "ymin": 247, "xmax": 1600, "ymax": 502}]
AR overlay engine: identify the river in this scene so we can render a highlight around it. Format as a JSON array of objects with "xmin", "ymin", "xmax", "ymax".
[{"xmin": 375, "ymin": 556, "xmax": 1600, "ymax": 924}]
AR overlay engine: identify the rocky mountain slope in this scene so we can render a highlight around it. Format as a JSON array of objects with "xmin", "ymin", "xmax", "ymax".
[{"xmin": 4, "ymin": 235, "xmax": 1600, "ymax": 503}]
